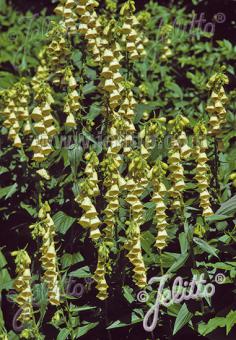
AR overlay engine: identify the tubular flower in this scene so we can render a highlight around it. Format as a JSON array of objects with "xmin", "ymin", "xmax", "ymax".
[
  {"xmin": 1, "ymin": 79, "xmax": 31, "ymax": 148},
  {"xmin": 101, "ymin": 153, "xmax": 125, "ymax": 240},
  {"xmin": 118, "ymin": 88, "xmax": 137, "ymax": 155},
  {"xmin": 229, "ymin": 172, "xmax": 236, "ymax": 188},
  {"xmin": 30, "ymin": 82, "xmax": 56, "ymax": 162},
  {"xmin": 168, "ymin": 138, "xmax": 185, "ymax": 209},
  {"xmin": 78, "ymin": 2, "xmax": 124, "ymax": 108},
  {"xmin": 93, "ymin": 242, "xmax": 110, "ymax": 300},
  {"xmin": 76, "ymin": 150, "xmax": 101, "ymax": 241},
  {"xmin": 44, "ymin": 23, "xmax": 71, "ymax": 86},
  {"xmin": 124, "ymin": 150, "xmax": 149, "ymax": 288},
  {"xmin": 194, "ymin": 124, "xmax": 213, "ymax": 217},
  {"xmin": 125, "ymin": 219, "xmax": 147, "ymax": 288},
  {"xmin": 97, "ymin": 22, "xmax": 124, "ymax": 110},
  {"xmin": 54, "ymin": 0, "xmax": 79, "ymax": 35},
  {"xmin": 12, "ymin": 250, "xmax": 33, "ymax": 324},
  {"xmin": 137, "ymin": 83, "xmax": 150, "ymax": 120},
  {"xmin": 160, "ymin": 24, "xmax": 173, "ymax": 62},
  {"xmin": 120, "ymin": 1, "xmax": 147, "ymax": 61},
  {"xmin": 0, "ymin": 335, "xmax": 8, "ymax": 340},
  {"xmin": 76, "ymin": 0, "xmax": 101, "ymax": 63},
  {"xmin": 30, "ymin": 43, "xmax": 59, "ymax": 162},
  {"xmin": 37, "ymin": 202, "xmax": 61, "ymax": 305},
  {"xmin": 168, "ymin": 115, "xmax": 189, "ymax": 209},
  {"xmin": 63, "ymin": 66, "xmax": 81, "ymax": 128},
  {"xmin": 43, "ymin": 22, "xmax": 79, "ymax": 128},
  {"xmin": 105, "ymin": 0, "xmax": 117, "ymax": 13},
  {"xmin": 206, "ymin": 69, "xmax": 229, "ymax": 136},
  {"xmin": 150, "ymin": 160, "xmax": 169, "ymax": 250},
  {"xmin": 178, "ymin": 130, "xmax": 192, "ymax": 160},
  {"xmin": 139, "ymin": 117, "xmax": 167, "ymax": 153}
]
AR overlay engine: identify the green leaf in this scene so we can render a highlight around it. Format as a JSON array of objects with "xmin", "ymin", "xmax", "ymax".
[
  {"xmin": 6, "ymin": 331, "xmax": 18, "ymax": 340},
  {"xmin": 87, "ymin": 102, "xmax": 101, "ymax": 121},
  {"xmin": 173, "ymin": 303, "xmax": 193, "ymax": 335},
  {"xmin": 20, "ymin": 203, "xmax": 37, "ymax": 217},
  {"xmin": 69, "ymin": 266, "xmax": 91, "ymax": 278},
  {"xmin": 0, "ymin": 183, "xmax": 17, "ymax": 200},
  {"xmin": 68, "ymin": 144, "xmax": 83, "ymax": 175},
  {"xmin": 226, "ymin": 310, "xmax": 236, "ymax": 335},
  {"xmin": 32, "ymin": 283, "xmax": 48, "ymax": 306},
  {"xmin": 57, "ymin": 328, "xmax": 70, "ymax": 340},
  {"xmin": 107, "ymin": 320, "xmax": 128, "ymax": 329},
  {"xmin": 193, "ymin": 237, "xmax": 219, "ymax": 258},
  {"xmin": 0, "ymin": 268, "xmax": 12, "ymax": 290},
  {"xmin": 70, "ymin": 305, "xmax": 96, "ymax": 312},
  {"xmin": 61, "ymin": 252, "xmax": 84, "ymax": 269},
  {"xmin": 206, "ymin": 214, "xmax": 231, "ymax": 223},
  {"xmin": 71, "ymin": 49, "xmax": 82, "ymax": 69},
  {"xmin": 143, "ymin": 203, "xmax": 155, "ymax": 223},
  {"xmin": 0, "ymin": 250, "xmax": 7, "ymax": 269},
  {"xmin": 0, "ymin": 71, "xmax": 17, "ymax": 88},
  {"xmin": 83, "ymin": 81, "xmax": 96, "ymax": 95},
  {"xmin": 165, "ymin": 82, "xmax": 183, "ymax": 99},
  {"xmin": 198, "ymin": 317, "xmax": 226, "ymax": 336},
  {"xmin": 107, "ymin": 312, "xmax": 142, "ymax": 330},
  {"xmin": 179, "ymin": 232, "xmax": 189, "ymax": 254},
  {"xmin": 204, "ymin": 262, "xmax": 235, "ymax": 271},
  {"xmin": 133, "ymin": 103, "xmax": 153, "ymax": 123},
  {"xmin": 0, "ymin": 0, "xmax": 7, "ymax": 12},
  {"xmin": 167, "ymin": 252, "xmax": 189, "ymax": 273},
  {"xmin": 74, "ymin": 322, "xmax": 98, "ymax": 337},
  {"xmin": 52, "ymin": 211, "xmax": 76, "ymax": 234},
  {"xmin": 216, "ymin": 195, "xmax": 236, "ymax": 216},
  {"xmin": 82, "ymin": 130, "xmax": 102, "ymax": 154},
  {"xmin": 123, "ymin": 286, "xmax": 135, "ymax": 303},
  {"xmin": 0, "ymin": 167, "xmax": 8, "ymax": 175},
  {"xmin": 141, "ymin": 231, "xmax": 155, "ymax": 256}
]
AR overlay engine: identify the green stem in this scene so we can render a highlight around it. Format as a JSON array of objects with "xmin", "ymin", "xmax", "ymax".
[
  {"xmin": 213, "ymin": 137, "xmax": 220, "ymax": 197},
  {"xmin": 159, "ymin": 250, "xmax": 164, "ymax": 276}
]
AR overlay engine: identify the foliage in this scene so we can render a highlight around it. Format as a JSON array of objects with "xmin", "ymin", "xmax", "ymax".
[{"xmin": 0, "ymin": 0, "xmax": 236, "ymax": 339}]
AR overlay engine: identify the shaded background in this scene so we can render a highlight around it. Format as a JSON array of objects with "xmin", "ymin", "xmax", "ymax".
[
  {"xmin": 1, "ymin": 1, "xmax": 236, "ymax": 340},
  {"xmin": 8, "ymin": 0, "xmax": 236, "ymax": 43}
]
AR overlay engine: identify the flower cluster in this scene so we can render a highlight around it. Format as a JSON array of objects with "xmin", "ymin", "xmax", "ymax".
[
  {"xmin": 54, "ymin": 0, "xmax": 79, "ymax": 35},
  {"xmin": 30, "ymin": 80, "xmax": 56, "ymax": 162},
  {"xmin": 168, "ymin": 115, "xmax": 190, "ymax": 209},
  {"xmin": 76, "ymin": 151, "xmax": 101, "ymax": 241},
  {"xmin": 101, "ymin": 154, "xmax": 124, "ymax": 240},
  {"xmin": 93, "ymin": 242, "xmax": 110, "ymax": 300},
  {"xmin": 63, "ymin": 66, "xmax": 81, "ymax": 128},
  {"xmin": 194, "ymin": 124, "xmax": 213, "ymax": 217},
  {"xmin": 77, "ymin": 0, "xmax": 101, "ymax": 62},
  {"xmin": 140, "ymin": 117, "xmax": 166, "ymax": 152},
  {"xmin": 120, "ymin": 1, "xmax": 147, "ymax": 61},
  {"xmin": 150, "ymin": 161, "xmax": 169, "ymax": 250},
  {"xmin": 118, "ymin": 89, "xmax": 137, "ymax": 155},
  {"xmin": 206, "ymin": 70, "xmax": 229, "ymax": 135},
  {"xmin": 160, "ymin": 24, "xmax": 173, "ymax": 61},
  {"xmin": 95, "ymin": 19, "xmax": 124, "ymax": 111},
  {"xmin": 1, "ymin": 80, "xmax": 30, "ymax": 148},
  {"xmin": 38, "ymin": 203, "xmax": 61, "ymax": 305},
  {"xmin": 124, "ymin": 151, "xmax": 149, "ymax": 288},
  {"xmin": 168, "ymin": 138, "xmax": 185, "ymax": 209},
  {"xmin": 12, "ymin": 250, "xmax": 33, "ymax": 324},
  {"xmin": 45, "ymin": 23, "xmax": 71, "ymax": 86}
]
